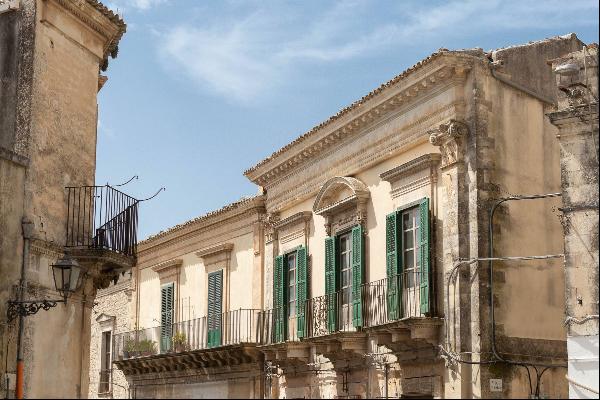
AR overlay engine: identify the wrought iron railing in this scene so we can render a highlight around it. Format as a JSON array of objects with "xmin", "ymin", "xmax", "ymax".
[
  {"xmin": 113, "ymin": 309, "xmax": 262, "ymax": 360},
  {"xmin": 362, "ymin": 271, "xmax": 426, "ymax": 328},
  {"xmin": 305, "ymin": 291, "xmax": 355, "ymax": 338},
  {"xmin": 65, "ymin": 185, "xmax": 139, "ymax": 257},
  {"xmin": 258, "ymin": 302, "xmax": 302, "ymax": 345}
]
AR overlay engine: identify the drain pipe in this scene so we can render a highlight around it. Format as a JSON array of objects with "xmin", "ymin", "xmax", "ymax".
[
  {"xmin": 384, "ymin": 363, "xmax": 389, "ymax": 399},
  {"xmin": 16, "ymin": 218, "xmax": 34, "ymax": 399}
]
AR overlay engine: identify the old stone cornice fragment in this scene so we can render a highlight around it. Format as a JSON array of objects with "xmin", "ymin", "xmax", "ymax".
[
  {"xmin": 245, "ymin": 52, "xmax": 475, "ymax": 186},
  {"xmin": 428, "ymin": 119, "xmax": 469, "ymax": 169},
  {"xmin": 380, "ymin": 153, "xmax": 442, "ymax": 183}
]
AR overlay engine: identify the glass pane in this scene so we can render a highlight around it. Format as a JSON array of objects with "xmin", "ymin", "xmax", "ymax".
[
  {"xmin": 340, "ymin": 236, "xmax": 347, "ymax": 252},
  {"xmin": 405, "ymin": 250, "xmax": 414, "ymax": 268},
  {"xmin": 404, "ymin": 229, "xmax": 413, "ymax": 249},
  {"xmin": 403, "ymin": 213, "xmax": 411, "ymax": 230}
]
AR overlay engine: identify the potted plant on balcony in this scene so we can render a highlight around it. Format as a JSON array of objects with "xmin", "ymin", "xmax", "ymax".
[
  {"xmin": 123, "ymin": 339, "xmax": 138, "ymax": 359},
  {"xmin": 138, "ymin": 339, "xmax": 157, "ymax": 357},
  {"xmin": 172, "ymin": 332, "xmax": 189, "ymax": 352}
]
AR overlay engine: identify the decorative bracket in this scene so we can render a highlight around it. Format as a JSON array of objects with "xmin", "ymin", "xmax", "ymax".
[
  {"xmin": 428, "ymin": 119, "xmax": 469, "ymax": 169},
  {"xmin": 7, "ymin": 299, "xmax": 65, "ymax": 322}
]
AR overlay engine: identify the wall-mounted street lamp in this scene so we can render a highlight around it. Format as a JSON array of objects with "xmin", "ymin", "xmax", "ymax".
[{"xmin": 6, "ymin": 256, "xmax": 85, "ymax": 321}]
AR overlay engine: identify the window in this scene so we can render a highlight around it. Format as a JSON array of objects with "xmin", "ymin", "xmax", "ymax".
[
  {"xmin": 160, "ymin": 283, "xmax": 174, "ymax": 352},
  {"xmin": 339, "ymin": 232, "xmax": 353, "ymax": 307},
  {"xmin": 402, "ymin": 207, "xmax": 421, "ymax": 289},
  {"xmin": 99, "ymin": 331, "xmax": 112, "ymax": 393},
  {"xmin": 273, "ymin": 246, "xmax": 308, "ymax": 342},
  {"xmin": 385, "ymin": 197, "xmax": 431, "ymax": 318},
  {"xmin": 325, "ymin": 225, "xmax": 364, "ymax": 332},
  {"xmin": 287, "ymin": 252, "xmax": 297, "ymax": 317},
  {"xmin": 207, "ymin": 270, "xmax": 223, "ymax": 348}
]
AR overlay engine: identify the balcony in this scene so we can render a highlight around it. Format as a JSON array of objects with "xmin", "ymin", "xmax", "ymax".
[
  {"xmin": 113, "ymin": 309, "xmax": 264, "ymax": 375},
  {"xmin": 64, "ymin": 185, "xmax": 139, "ymax": 282},
  {"xmin": 260, "ymin": 271, "xmax": 440, "ymax": 366}
]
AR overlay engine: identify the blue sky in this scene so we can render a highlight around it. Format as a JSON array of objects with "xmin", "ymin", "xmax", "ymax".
[{"xmin": 96, "ymin": 0, "xmax": 599, "ymax": 240}]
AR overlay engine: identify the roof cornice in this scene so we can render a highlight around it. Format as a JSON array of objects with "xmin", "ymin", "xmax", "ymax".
[
  {"xmin": 47, "ymin": 0, "xmax": 126, "ymax": 62},
  {"xmin": 138, "ymin": 195, "xmax": 265, "ymax": 253},
  {"xmin": 244, "ymin": 52, "xmax": 475, "ymax": 187}
]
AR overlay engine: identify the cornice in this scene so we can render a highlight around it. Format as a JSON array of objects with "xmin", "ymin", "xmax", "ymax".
[
  {"xmin": 273, "ymin": 211, "xmax": 312, "ymax": 230},
  {"xmin": 380, "ymin": 153, "xmax": 441, "ymax": 183},
  {"xmin": 139, "ymin": 196, "xmax": 265, "ymax": 253},
  {"xmin": 47, "ymin": 0, "xmax": 126, "ymax": 61},
  {"xmin": 264, "ymin": 99, "xmax": 465, "ymax": 213},
  {"xmin": 30, "ymin": 239, "xmax": 63, "ymax": 257},
  {"xmin": 196, "ymin": 243, "xmax": 234, "ymax": 259},
  {"xmin": 245, "ymin": 53, "xmax": 474, "ymax": 186},
  {"xmin": 151, "ymin": 258, "xmax": 182, "ymax": 274}
]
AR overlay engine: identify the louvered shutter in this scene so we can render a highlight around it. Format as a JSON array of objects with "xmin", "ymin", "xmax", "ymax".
[
  {"xmin": 160, "ymin": 283, "xmax": 174, "ymax": 352},
  {"xmin": 273, "ymin": 255, "xmax": 285, "ymax": 343},
  {"xmin": 325, "ymin": 237, "xmax": 337, "ymax": 333},
  {"xmin": 207, "ymin": 270, "xmax": 223, "ymax": 347},
  {"xmin": 351, "ymin": 225, "xmax": 364, "ymax": 328},
  {"xmin": 419, "ymin": 198, "xmax": 431, "ymax": 315},
  {"xmin": 386, "ymin": 212, "xmax": 400, "ymax": 320},
  {"xmin": 296, "ymin": 246, "xmax": 308, "ymax": 338}
]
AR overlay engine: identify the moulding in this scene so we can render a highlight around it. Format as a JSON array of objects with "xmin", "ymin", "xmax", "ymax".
[
  {"xmin": 151, "ymin": 259, "xmax": 182, "ymax": 278},
  {"xmin": 380, "ymin": 153, "xmax": 441, "ymax": 183},
  {"xmin": 246, "ymin": 57, "xmax": 473, "ymax": 186},
  {"xmin": 196, "ymin": 243, "xmax": 234, "ymax": 259}
]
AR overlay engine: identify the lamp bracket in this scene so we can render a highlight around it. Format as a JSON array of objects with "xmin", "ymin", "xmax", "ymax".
[{"xmin": 7, "ymin": 299, "xmax": 65, "ymax": 321}]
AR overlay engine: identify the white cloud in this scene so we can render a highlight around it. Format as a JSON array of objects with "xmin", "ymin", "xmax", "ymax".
[{"xmin": 158, "ymin": 0, "xmax": 598, "ymax": 104}]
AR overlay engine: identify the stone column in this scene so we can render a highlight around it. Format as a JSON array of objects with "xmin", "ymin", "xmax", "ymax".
[
  {"xmin": 429, "ymin": 120, "xmax": 473, "ymax": 399},
  {"xmin": 548, "ymin": 46, "xmax": 599, "ymax": 399}
]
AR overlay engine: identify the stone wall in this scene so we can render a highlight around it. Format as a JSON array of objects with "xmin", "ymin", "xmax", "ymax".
[{"xmin": 88, "ymin": 277, "xmax": 132, "ymax": 399}]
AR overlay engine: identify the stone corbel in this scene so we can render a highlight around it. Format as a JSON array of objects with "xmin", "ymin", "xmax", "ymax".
[
  {"xmin": 428, "ymin": 119, "xmax": 469, "ymax": 169},
  {"xmin": 260, "ymin": 212, "xmax": 280, "ymax": 244}
]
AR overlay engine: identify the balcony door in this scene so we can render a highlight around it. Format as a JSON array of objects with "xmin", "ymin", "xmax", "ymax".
[{"xmin": 339, "ymin": 232, "xmax": 353, "ymax": 330}]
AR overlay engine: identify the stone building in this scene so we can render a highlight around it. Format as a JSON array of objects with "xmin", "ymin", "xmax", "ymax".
[
  {"xmin": 103, "ymin": 34, "xmax": 595, "ymax": 399},
  {"xmin": 548, "ymin": 45, "xmax": 599, "ymax": 399},
  {"xmin": 1, "ymin": 0, "xmax": 132, "ymax": 398},
  {"xmin": 88, "ymin": 275, "xmax": 133, "ymax": 399}
]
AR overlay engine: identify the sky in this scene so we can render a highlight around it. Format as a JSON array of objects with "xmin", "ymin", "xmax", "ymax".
[{"xmin": 95, "ymin": 0, "xmax": 599, "ymax": 240}]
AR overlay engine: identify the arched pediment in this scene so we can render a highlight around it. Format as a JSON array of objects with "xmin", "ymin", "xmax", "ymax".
[{"xmin": 313, "ymin": 176, "xmax": 370, "ymax": 215}]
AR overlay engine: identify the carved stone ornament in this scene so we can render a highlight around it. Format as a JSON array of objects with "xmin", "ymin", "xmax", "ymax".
[
  {"xmin": 428, "ymin": 119, "xmax": 469, "ymax": 168},
  {"xmin": 261, "ymin": 212, "xmax": 281, "ymax": 243},
  {"xmin": 313, "ymin": 176, "xmax": 370, "ymax": 235}
]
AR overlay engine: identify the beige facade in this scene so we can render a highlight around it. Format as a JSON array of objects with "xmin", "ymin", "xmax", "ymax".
[
  {"xmin": 107, "ymin": 34, "xmax": 592, "ymax": 399},
  {"xmin": 1, "ymin": 0, "xmax": 128, "ymax": 398}
]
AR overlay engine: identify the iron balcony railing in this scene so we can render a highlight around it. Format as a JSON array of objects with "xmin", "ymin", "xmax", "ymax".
[
  {"xmin": 113, "ymin": 309, "xmax": 262, "ymax": 360},
  {"xmin": 65, "ymin": 185, "xmax": 139, "ymax": 257},
  {"xmin": 362, "ymin": 271, "xmax": 426, "ymax": 328},
  {"xmin": 258, "ymin": 302, "xmax": 303, "ymax": 345}
]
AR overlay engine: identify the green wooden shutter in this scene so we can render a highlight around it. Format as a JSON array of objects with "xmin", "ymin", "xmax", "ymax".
[
  {"xmin": 419, "ymin": 198, "xmax": 431, "ymax": 315},
  {"xmin": 160, "ymin": 283, "xmax": 174, "ymax": 352},
  {"xmin": 386, "ymin": 212, "xmax": 400, "ymax": 320},
  {"xmin": 325, "ymin": 237, "xmax": 337, "ymax": 333},
  {"xmin": 207, "ymin": 270, "xmax": 223, "ymax": 347},
  {"xmin": 273, "ymin": 255, "xmax": 285, "ymax": 342},
  {"xmin": 351, "ymin": 225, "xmax": 364, "ymax": 328},
  {"xmin": 296, "ymin": 246, "xmax": 308, "ymax": 338}
]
